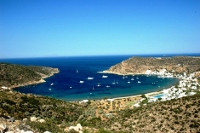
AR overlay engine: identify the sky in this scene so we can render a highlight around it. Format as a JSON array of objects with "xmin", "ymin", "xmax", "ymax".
[{"xmin": 0, "ymin": 0, "xmax": 200, "ymax": 58}]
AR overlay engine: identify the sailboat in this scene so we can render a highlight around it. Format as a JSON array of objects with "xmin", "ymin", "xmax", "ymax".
[
  {"xmin": 112, "ymin": 80, "xmax": 116, "ymax": 84},
  {"xmin": 102, "ymin": 75, "xmax": 108, "ymax": 78}
]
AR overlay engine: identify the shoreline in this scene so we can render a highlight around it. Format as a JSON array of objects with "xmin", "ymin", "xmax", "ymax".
[
  {"xmin": 99, "ymin": 70, "xmax": 145, "ymax": 76},
  {"xmin": 10, "ymin": 79, "xmax": 46, "ymax": 90},
  {"xmin": 9, "ymin": 72, "xmax": 59, "ymax": 90},
  {"xmin": 97, "ymin": 89, "xmax": 164, "ymax": 101},
  {"xmin": 92, "ymin": 70, "xmax": 179, "ymax": 101},
  {"xmin": 10, "ymin": 71, "xmax": 177, "ymax": 103},
  {"xmin": 6, "ymin": 68, "xmax": 192, "ymax": 103}
]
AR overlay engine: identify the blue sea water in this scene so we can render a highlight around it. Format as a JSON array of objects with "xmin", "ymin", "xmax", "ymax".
[{"xmin": 0, "ymin": 54, "xmax": 192, "ymax": 101}]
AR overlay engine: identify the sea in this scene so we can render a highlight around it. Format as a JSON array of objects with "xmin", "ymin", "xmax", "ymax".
[{"xmin": 1, "ymin": 54, "xmax": 198, "ymax": 101}]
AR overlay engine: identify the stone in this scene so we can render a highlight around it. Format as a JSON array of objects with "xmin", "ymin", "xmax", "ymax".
[
  {"xmin": 38, "ymin": 119, "xmax": 45, "ymax": 123},
  {"xmin": 44, "ymin": 131, "xmax": 51, "ymax": 133},
  {"xmin": 30, "ymin": 116, "xmax": 37, "ymax": 122},
  {"xmin": 68, "ymin": 123, "xmax": 83, "ymax": 133},
  {"xmin": 0, "ymin": 124, "xmax": 7, "ymax": 133}
]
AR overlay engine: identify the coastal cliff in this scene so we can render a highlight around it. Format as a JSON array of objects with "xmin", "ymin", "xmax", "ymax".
[
  {"xmin": 0, "ymin": 63, "xmax": 59, "ymax": 89},
  {"xmin": 105, "ymin": 56, "xmax": 200, "ymax": 76}
]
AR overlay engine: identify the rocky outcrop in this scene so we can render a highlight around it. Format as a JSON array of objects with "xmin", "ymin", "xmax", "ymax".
[
  {"xmin": 104, "ymin": 56, "xmax": 200, "ymax": 76},
  {"xmin": 65, "ymin": 123, "xmax": 83, "ymax": 133}
]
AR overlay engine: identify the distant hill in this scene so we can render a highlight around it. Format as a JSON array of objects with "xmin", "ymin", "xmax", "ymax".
[
  {"xmin": 0, "ymin": 63, "xmax": 59, "ymax": 88},
  {"xmin": 105, "ymin": 56, "xmax": 200, "ymax": 76}
]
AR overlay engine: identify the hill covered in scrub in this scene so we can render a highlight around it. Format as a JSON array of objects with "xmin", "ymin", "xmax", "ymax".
[
  {"xmin": 0, "ymin": 63, "xmax": 59, "ymax": 88},
  {"xmin": 105, "ymin": 56, "xmax": 200, "ymax": 76},
  {"xmin": 0, "ymin": 90, "xmax": 199, "ymax": 132},
  {"xmin": 0, "ymin": 90, "xmax": 85, "ymax": 132},
  {"xmin": 103, "ymin": 94, "xmax": 200, "ymax": 132}
]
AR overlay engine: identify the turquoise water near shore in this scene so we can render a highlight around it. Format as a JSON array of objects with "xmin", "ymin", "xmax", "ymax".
[{"xmin": 0, "ymin": 55, "xmax": 182, "ymax": 101}]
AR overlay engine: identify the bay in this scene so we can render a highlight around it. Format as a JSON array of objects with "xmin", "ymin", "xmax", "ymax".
[{"xmin": 0, "ymin": 55, "xmax": 182, "ymax": 101}]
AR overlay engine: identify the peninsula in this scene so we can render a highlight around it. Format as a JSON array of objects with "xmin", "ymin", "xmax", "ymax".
[
  {"xmin": 0, "ymin": 63, "xmax": 59, "ymax": 89},
  {"xmin": 104, "ymin": 56, "xmax": 200, "ymax": 77}
]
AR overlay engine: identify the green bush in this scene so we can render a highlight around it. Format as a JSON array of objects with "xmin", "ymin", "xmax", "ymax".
[
  {"xmin": 97, "ymin": 128, "xmax": 111, "ymax": 133},
  {"xmin": 26, "ymin": 119, "xmax": 62, "ymax": 132}
]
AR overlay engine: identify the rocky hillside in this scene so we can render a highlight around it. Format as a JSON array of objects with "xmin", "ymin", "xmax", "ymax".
[
  {"xmin": 0, "ymin": 91, "xmax": 84, "ymax": 133},
  {"xmin": 103, "ymin": 93, "xmax": 200, "ymax": 133},
  {"xmin": 0, "ymin": 63, "xmax": 59, "ymax": 88},
  {"xmin": 105, "ymin": 56, "xmax": 200, "ymax": 75},
  {"xmin": 0, "ymin": 90, "xmax": 199, "ymax": 133}
]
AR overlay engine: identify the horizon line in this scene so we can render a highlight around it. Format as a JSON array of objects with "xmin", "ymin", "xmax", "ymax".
[{"xmin": 1, "ymin": 53, "xmax": 200, "ymax": 60}]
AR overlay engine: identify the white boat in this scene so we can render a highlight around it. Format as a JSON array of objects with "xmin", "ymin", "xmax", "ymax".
[
  {"xmin": 127, "ymin": 81, "xmax": 130, "ymax": 84},
  {"xmin": 76, "ymin": 69, "xmax": 79, "ymax": 73},
  {"xmin": 112, "ymin": 80, "xmax": 116, "ymax": 84},
  {"xmin": 87, "ymin": 77, "xmax": 94, "ymax": 80},
  {"xmin": 79, "ymin": 81, "xmax": 84, "ymax": 83},
  {"xmin": 49, "ymin": 88, "xmax": 51, "ymax": 91},
  {"xmin": 106, "ymin": 85, "xmax": 110, "ymax": 88},
  {"xmin": 131, "ymin": 78, "xmax": 134, "ymax": 80},
  {"xmin": 70, "ymin": 86, "xmax": 72, "ymax": 88},
  {"xmin": 50, "ymin": 83, "xmax": 54, "ymax": 86},
  {"xmin": 102, "ymin": 75, "xmax": 108, "ymax": 78},
  {"xmin": 138, "ymin": 81, "xmax": 141, "ymax": 83},
  {"xmin": 97, "ymin": 84, "xmax": 101, "ymax": 87}
]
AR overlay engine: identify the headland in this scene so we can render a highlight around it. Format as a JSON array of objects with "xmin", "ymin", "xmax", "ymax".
[
  {"xmin": 0, "ymin": 63, "xmax": 59, "ymax": 90},
  {"xmin": 103, "ymin": 56, "xmax": 200, "ymax": 76}
]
